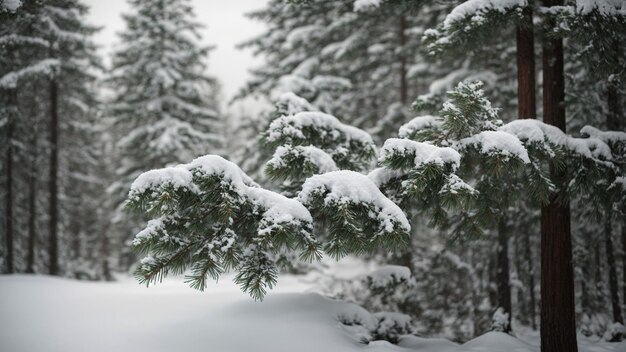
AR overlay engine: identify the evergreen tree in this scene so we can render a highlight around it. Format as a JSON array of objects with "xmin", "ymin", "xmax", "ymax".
[{"xmin": 107, "ymin": 0, "xmax": 222, "ymax": 269}]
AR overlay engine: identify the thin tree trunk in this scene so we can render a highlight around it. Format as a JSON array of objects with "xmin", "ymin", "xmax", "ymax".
[
  {"xmin": 496, "ymin": 219, "xmax": 512, "ymax": 333},
  {"xmin": 525, "ymin": 229, "xmax": 537, "ymax": 330},
  {"xmin": 540, "ymin": 1, "xmax": 578, "ymax": 350},
  {"xmin": 3, "ymin": 90, "xmax": 16, "ymax": 274},
  {"xmin": 516, "ymin": 8, "xmax": 536, "ymax": 119},
  {"xmin": 604, "ymin": 216, "xmax": 624, "ymax": 329},
  {"xmin": 26, "ymin": 126, "xmax": 38, "ymax": 273},
  {"xmin": 48, "ymin": 77, "xmax": 60, "ymax": 276},
  {"xmin": 398, "ymin": 15, "xmax": 407, "ymax": 105},
  {"xmin": 605, "ymin": 38, "xmax": 624, "ymax": 336},
  {"xmin": 622, "ymin": 224, "xmax": 626, "ymax": 311}
]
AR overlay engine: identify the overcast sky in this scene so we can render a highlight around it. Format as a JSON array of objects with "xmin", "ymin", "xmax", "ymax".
[{"xmin": 84, "ymin": 0, "xmax": 268, "ymax": 105}]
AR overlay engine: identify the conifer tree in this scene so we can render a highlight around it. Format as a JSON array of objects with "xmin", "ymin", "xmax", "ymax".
[
  {"xmin": 108, "ymin": 0, "xmax": 222, "ymax": 269},
  {"xmin": 1, "ymin": 0, "xmax": 103, "ymax": 276}
]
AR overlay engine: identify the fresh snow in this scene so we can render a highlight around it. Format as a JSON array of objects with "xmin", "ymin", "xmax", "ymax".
[
  {"xmin": 299, "ymin": 170, "xmax": 410, "ymax": 232},
  {"xmin": 354, "ymin": 0, "xmax": 384, "ymax": 12},
  {"xmin": 576, "ymin": 0, "xmax": 626, "ymax": 14},
  {"xmin": 0, "ymin": 0, "xmax": 21, "ymax": 12},
  {"xmin": 366, "ymin": 265, "xmax": 412, "ymax": 288},
  {"xmin": 1, "ymin": 274, "xmax": 625, "ymax": 352},
  {"xmin": 443, "ymin": 0, "xmax": 528, "ymax": 29},
  {"xmin": 499, "ymin": 119, "xmax": 613, "ymax": 160},
  {"xmin": 398, "ymin": 115, "xmax": 443, "ymax": 138},
  {"xmin": 267, "ymin": 111, "xmax": 374, "ymax": 146},
  {"xmin": 130, "ymin": 154, "xmax": 312, "ymax": 225},
  {"xmin": 459, "ymin": 130, "xmax": 531, "ymax": 163},
  {"xmin": 268, "ymin": 145, "xmax": 338, "ymax": 173},
  {"xmin": 0, "ymin": 58, "xmax": 59, "ymax": 88},
  {"xmin": 380, "ymin": 138, "xmax": 462, "ymax": 170}
]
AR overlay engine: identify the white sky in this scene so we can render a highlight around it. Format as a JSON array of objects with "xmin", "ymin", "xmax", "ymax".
[{"xmin": 84, "ymin": 0, "xmax": 268, "ymax": 106}]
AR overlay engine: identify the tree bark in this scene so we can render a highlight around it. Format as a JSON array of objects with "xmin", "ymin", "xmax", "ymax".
[
  {"xmin": 516, "ymin": 8, "xmax": 536, "ymax": 119},
  {"xmin": 540, "ymin": 1, "xmax": 578, "ymax": 350},
  {"xmin": 48, "ymin": 77, "xmax": 60, "ymax": 276},
  {"xmin": 26, "ymin": 124, "xmax": 38, "ymax": 273},
  {"xmin": 604, "ymin": 216, "xmax": 624, "ymax": 328},
  {"xmin": 513, "ymin": 7, "xmax": 537, "ymax": 331},
  {"xmin": 622, "ymin": 224, "xmax": 626, "ymax": 311},
  {"xmin": 525, "ymin": 229, "xmax": 537, "ymax": 330},
  {"xmin": 3, "ymin": 89, "xmax": 16, "ymax": 274},
  {"xmin": 398, "ymin": 15, "xmax": 408, "ymax": 105},
  {"xmin": 605, "ymin": 39, "xmax": 624, "ymax": 336},
  {"xmin": 496, "ymin": 219, "xmax": 512, "ymax": 333}
]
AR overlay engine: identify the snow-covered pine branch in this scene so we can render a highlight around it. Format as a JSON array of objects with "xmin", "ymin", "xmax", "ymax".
[
  {"xmin": 375, "ymin": 80, "xmax": 622, "ymax": 240},
  {"xmin": 127, "ymin": 155, "xmax": 320, "ymax": 301},
  {"xmin": 299, "ymin": 170, "xmax": 410, "ymax": 258},
  {"xmin": 423, "ymin": 0, "xmax": 529, "ymax": 56}
]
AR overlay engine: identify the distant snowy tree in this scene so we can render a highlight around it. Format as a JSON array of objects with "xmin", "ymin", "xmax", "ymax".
[
  {"xmin": 0, "ymin": 0, "xmax": 105, "ymax": 277},
  {"xmin": 107, "ymin": 0, "xmax": 222, "ymax": 269}
]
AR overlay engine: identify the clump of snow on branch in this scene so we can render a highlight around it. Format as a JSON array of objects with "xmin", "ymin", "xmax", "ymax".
[
  {"xmin": 267, "ymin": 145, "xmax": 338, "ymax": 174},
  {"xmin": 443, "ymin": 0, "xmax": 528, "ymax": 29},
  {"xmin": 380, "ymin": 138, "xmax": 462, "ymax": 170},
  {"xmin": 353, "ymin": 0, "xmax": 384, "ymax": 12},
  {"xmin": 398, "ymin": 115, "xmax": 443, "ymax": 139},
  {"xmin": 267, "ymin": 111, "xmax": 374, "ymax": 146},
  {"xmin": 499, "ymin": 119, "xmax": 613, "ymax": 160},
  {"xmin": 299, "ymin": 170, "xmax": 410, "ymax": 234},
  {"xmin": 459, "ymin": 131, "xmax": 531, "ymax": 163}
]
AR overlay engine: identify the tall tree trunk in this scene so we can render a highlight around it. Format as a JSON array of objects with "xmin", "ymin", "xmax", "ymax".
[
  {"xmin": 3, "ymin": 89, "xmax": 16, "ymax": 274},
  {"xmin": 398, "ymin": 15, "xmax": 407, "ymax": 105},
  {"xmin": 496, "ymin": 219, "xmax": 512, "ymax": 333},
  {"xmin": 48, "ymin": 77, "xmax": 60, "ymax": 276},
  {"xmin": 26, "ymin": 125, "xmax": 38, "ymax": 273},
  {"xmin": 512, "ymin": 7, "xmax": 537, "ymax": 331},
  {"xmin": 525, "ymin": 229, "xmax": 537, "ymax": 330},
  {"xmin": 604, "ymin": 216, "xmax": 624, "ymax": 329},
  {"xmin": 540, "ymin": 1, "xmax": 578, "ymax": 350},
  {"xmin": 605, "ymin": 38, "xmax": 624, "ymax": 337},
  {"xmin": 517, "ymin": 8, "xmax": 536, "ymax": 119},
  {"xmin": 101, "ymin": 225, "xmax": 112, "ymax": 281},
  {"xmin": 622, "ymin": 224, "xmax": 626, "ymax": 311}
]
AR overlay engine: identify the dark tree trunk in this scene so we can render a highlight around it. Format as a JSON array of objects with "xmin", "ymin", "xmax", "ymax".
[
  {"xmin": 3, "ymin": 90, "xmax": 16, "ymax": 274},
  {"xmin": 604, "ymin": 217, "xmax": 624, "ymax": 329},
  {"xmin": 525, "ymin": 230, "xmax": 537, "ymax": 330},
  {"xmin": 622, "ymin": 224, "xmax": 626, "ymax": 311},
  {"xmin": 101, "ymin": 226, "xmax": 112, "ymax": 281},
  {"xmin": 512, "ymin": 7, "xmax": 536, "ymax": 331},
  {"xmin": 605, "ymin": 39, "xmax": 624, "ymax": 337},
  {"xmin": 26, "ymin": 125, "xmax": 38, "ymax": 273},
  {"xmin": 516, "ymin": 8, "xmax": 536, "ymax": 120},
  {"xmin": 496, "ymin": 219, "xmax": 512, "ymax": 333},
  {"xmin": 540, "ymin": 1, "xmax": 578, "ymax": 349},
  {"xmin": 48, "ymin": 77, "xmax": 60, "ymax": 276},
  {"xmin": 398, "ymin": 15, "xmax": 407, "ymax": 105}
]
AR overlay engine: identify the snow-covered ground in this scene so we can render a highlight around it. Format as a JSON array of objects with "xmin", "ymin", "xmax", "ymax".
[{"xmin": 1, "ymin": 264, "xmax": 624, "ymax": 352}]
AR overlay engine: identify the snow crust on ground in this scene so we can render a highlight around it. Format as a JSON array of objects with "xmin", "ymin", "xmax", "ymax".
[{"xmin": 1, "ymin": 265, "xmax": 625, "ymax": 352}]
